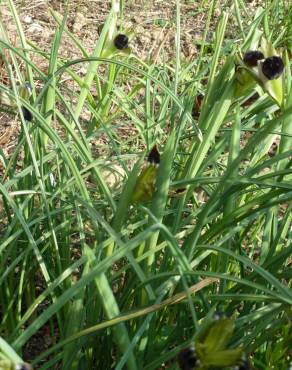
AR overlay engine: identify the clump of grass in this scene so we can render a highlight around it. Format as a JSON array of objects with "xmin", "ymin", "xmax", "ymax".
[{"xmin": 0, "ymin": 1, "xmax": 291, "ymax": 370}]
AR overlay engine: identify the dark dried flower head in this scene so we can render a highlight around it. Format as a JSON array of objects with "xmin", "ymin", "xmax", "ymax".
[
  {"xmin": 147, "ymin": 145, "xmax": 160, "ymax": 165},
  {"xmin": 15, "ymin": 363, "xmax": 33, "ymax": 370},
  {"xmin": 243, "ymin": 50, "xmax": 264, "ymax": 67},
  {"xmin": 192, "ymin": 93, "xmax": 204, "ymax": 119},
  {"xmin": 195, "ymin": 93, "xmax": 204, "ymax": 109},
  {"xmin": 21, "ymin": 106, "xmax": 33, "ymax": 122},
  {"xmin": 114, "ymin": 34, "xmax": 129, "ymax": 50},
  {"xmin": 178, "ymin": 346, "xmax": 199, "ymax": 370},
  {"xmin": 261, "ymin": 56, "xmax": 284, "ymax": 80}
]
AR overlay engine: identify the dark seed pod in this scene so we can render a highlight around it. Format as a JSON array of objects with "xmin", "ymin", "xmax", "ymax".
[
  {"xmin": 147, "ymin": 145, "xmax": 160, "ymax": 165},
  {"xmin": 178, "ymin": 346, "xmax": 199, "ymax": 370},
  {"xmin": 243, "ymin": 50, "xmax": 264, "ymax": 67},
  {"xmin": 21, "ymin": 106, "xmax": 33, "ymax": 122},
  {"xmin": 238, "ymin": 359, "xmax": 251, "ymax": 370},
  {"xmin": 114, "ymin": 34, "xmax": 129, "ymax": 50},
  {"xmin": 261, "ymin": 56, "xmax": 284, "ymax": 80}
]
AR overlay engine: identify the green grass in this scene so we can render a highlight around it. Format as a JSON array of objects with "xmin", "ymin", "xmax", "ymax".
[{"xmin": 0, "ymin": 1, "xmax": 291, "ymax": 369}]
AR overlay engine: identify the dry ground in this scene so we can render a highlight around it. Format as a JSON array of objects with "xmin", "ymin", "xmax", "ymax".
[{"xmin": 0, "ymin": 0, "xmax": 264, "ymax": 158}]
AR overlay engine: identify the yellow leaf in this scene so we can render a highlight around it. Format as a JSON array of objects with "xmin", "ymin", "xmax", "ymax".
[{"xmin": 131, "ymin": 165, "xmax": 158, "ymax": 203}]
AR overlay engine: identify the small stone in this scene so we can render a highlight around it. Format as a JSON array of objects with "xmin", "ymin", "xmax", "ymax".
[
  {"xmin": 23, "ymin": 15, "xmax": 33, "ymax": 24},
  {"xmin": 27, "ymin": 23, "xmax": 43, "ymax": 33},
  {"xmin": 72, "ymin": 12, "xmax": 87, "ymax": 33}
]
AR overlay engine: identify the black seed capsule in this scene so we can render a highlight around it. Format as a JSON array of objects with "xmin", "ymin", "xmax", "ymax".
[
  {"xmin": 261, "ymin": 56, "xmax": 284, "ymax": 80},
  {"xmin": 243, "ymin": 50, "xmax": 264, "ymax": 67},
  {"xmin": 21, "ymin": 106, "xmax": 33, "ymax": 122},
  {"xmin": 147, "ymin": 145, "xmax": 160, "ymax": 165},
  {"xmin": 178, "ymin": 346, "xmax": 199, "ymax": 370},
  {"xmin": 192, "ymin": 93, "xmax": 204, "ymax": 119},
  {"xmin": 114, "ymin": 34, "xmax": 129, "ymax": 50}
]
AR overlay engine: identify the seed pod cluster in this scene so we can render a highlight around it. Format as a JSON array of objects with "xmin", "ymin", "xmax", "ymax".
[{"xmin": 243, "ymin": 50, "xmax": 284, "ymax": 80}]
